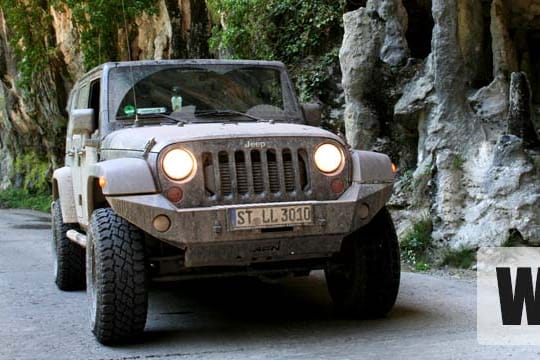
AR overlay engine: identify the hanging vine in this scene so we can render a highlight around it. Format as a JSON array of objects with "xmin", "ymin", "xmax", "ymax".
[
  {"xmin": 207, "ymin": 0, "xmax": 347, "ymax": 101},
  {"xmin": 1, "ymin": 0, "xmax": 54, "ymax": 91},
  {"xmin": 53, "ymin": 0, "xmax": 157, "ymax": 70}
]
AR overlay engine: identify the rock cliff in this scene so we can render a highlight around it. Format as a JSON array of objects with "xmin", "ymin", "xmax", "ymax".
[
  {"xmin": 341, "ymin": 0, "xmax": 540, "ymax": 247},
  {"xmin": 0, "ymin": 0, "xmax": 209, "ymax": 190},
  {"xmin": 0, "ymin": 0, "xmax": 538, "ymax": 249}
]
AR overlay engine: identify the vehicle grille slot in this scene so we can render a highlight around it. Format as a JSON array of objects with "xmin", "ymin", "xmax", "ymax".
[
  {"xmin": 298, "ymin": 149, "xmax": 309, "ymax": 191},
  {"xmin": 235, "ymin": 151, "xmax": 248, "ymax": 195},
  {"xmin": 202, "ymin": 152, "xmax": 215, "ymax": 196},
  {"xmin": 203, "ymin": 143, "xmax": 316, "ymax": 202},
  {"xmin": 267, "ymin": 149, "xmax": 280, "ymax": 193},
  {"xmin": 283, "ymin": 149, "xmax": 295, "ymax": 192},
  {"xmin": 251, "ymin": 150, "xmax": 264, "ymax": 194},
  {"xmin": 218, "ymin": 151, "xmax": 232, "ymax": 196}
]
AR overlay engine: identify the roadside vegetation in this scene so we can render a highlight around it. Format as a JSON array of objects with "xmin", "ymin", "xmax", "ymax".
[
  {"xmin": 400, "ymin": 216, "xmax": 433, "ymax": 271},
  {"xmin": 0, "ymin": 152, "xmax": 51, "ymax": 213},
  {"xmin": 440, "ymin": 246, "xmax": 476, "ymax": 269},
  {"xmin": 0, "ymin": 188, "xmax": 51, "ymax": 213},
  {"xmin": 399, "ymin": 216, "xmax": 478, "ymax": 271}
]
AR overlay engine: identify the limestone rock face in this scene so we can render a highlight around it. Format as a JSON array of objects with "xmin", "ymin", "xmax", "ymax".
[
  {"xmin": 341, "ymin": 0, "xmax": 540, "ymax": 246},
  {"xmin": 0, "ymin": 0, "xmax": 210, "ymax": 191},
  {"xmin": 341, "ymin": 0, "xmax": 409, "ymax": 150}
]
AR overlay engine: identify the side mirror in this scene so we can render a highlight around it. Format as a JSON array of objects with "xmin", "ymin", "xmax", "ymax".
[
  {"xmin": 71, "ymin": 108, "xmax": 95, "ymax": 135},
  {"xmin": 301, "ymin": 103, "xmax": 321, "ymax": 127}
]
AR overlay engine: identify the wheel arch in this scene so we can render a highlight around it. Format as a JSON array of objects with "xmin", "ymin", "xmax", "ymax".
[
  {"xmin": 52, "ymin": 167, "xmax": 78, "ymax": 223},
  {"xmin": 88, "ymin": 158, "xmax": 158, "ymax": 196},
  {"xmin": 86, "ymin": 177, "xmax": 108, "ymax": 218},
  {"xmin": 351, "ymin": 150, "xmax": 395, "ymax": 184}
]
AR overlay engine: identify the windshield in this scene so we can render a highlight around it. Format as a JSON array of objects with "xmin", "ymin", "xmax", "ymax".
[{"xmin": 108, "ymin": 64, "xmax": 301, "ymax": 124}]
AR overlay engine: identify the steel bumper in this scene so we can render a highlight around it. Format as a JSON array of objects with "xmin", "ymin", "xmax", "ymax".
[{"xmin": 107, "ymin": 182, "xmax": 392, "ymax": 267}]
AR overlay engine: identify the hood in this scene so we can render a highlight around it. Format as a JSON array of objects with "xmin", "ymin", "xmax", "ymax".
[{"xmin": 101, "ymin": 122, "xmax": 345, "ymax": 153}]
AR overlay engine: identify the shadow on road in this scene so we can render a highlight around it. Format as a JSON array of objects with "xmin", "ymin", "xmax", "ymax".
[{"xmin": 129, "ymin": 273, "xmax": 425, "ymax": 348}]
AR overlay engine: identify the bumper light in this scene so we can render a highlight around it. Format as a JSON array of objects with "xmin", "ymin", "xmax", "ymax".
[{"xmin": 153, "ymin": 215, "xmax": 171, "ymax": 232}]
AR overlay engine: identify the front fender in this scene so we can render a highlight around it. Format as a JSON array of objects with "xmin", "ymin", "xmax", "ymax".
[
  {"xmin": 89, "ymin": 158, "xmax": 158, "ymax": 196},
  {"xmin": 351, "ymin": 150, "xmax": 395, "ymax": 184},
  {"xmin": 53, "ymin": 167, "xmax": 77, "ymax": 223}
]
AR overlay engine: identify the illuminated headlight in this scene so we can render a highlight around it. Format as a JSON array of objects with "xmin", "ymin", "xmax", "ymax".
[
  {"xmin": 314, "ymin": 143, "xmax": 344, "ymax": 174},
  {"xmin": 162, "ymin": 148, "xmax": 196, "ymax": 181}
]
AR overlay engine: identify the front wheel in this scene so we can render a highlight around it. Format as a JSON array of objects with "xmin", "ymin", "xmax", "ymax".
[
  {"xmin": 52, "ymin": 201, "xmax": 85, "ymax": 291},
  {"xmin": 325, "ymin": 207, "xmax": 400, "ymax": 318},
  {"xmin": 87, "ymin": 208, "xmax": 148, "ymax": 344}
]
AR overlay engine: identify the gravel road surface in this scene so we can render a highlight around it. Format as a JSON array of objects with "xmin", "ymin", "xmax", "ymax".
[{"xmin": 0, "ymin": 209, "xmax": 538, "ymax": 360}]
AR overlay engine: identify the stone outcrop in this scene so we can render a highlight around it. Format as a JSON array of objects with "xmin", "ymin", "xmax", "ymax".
[
  {"xmin": 341, "ymin": 0, "xmax": 540, "ymax": 246},
  {"xmin": 0, "ymin": 0, "xmax": 210, "ymax": 189},
  {"xmin": 1, "ymin": 0, "xmax": 538, "ymax": 248}
]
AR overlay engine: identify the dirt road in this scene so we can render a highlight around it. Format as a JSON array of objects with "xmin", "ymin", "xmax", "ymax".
[{"xmin": 0, "ymin": 209, "xmax": 538, "ymax": 360}]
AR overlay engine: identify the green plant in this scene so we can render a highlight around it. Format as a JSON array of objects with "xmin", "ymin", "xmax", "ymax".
[
  {"xmin": 399, "ymin": 169, "xmax": 414, "ymax": 193},
  {"xmin": 400, "ymin": 216, "xmax": 433, "ymax": 271},
  {"xmin": 452, "ymin": 153, "xmax": 464, "ymax": 170},
  {"xmin": 0, "ymin": 0, "xmax": 53, "ymax": 91},
  {"xmin": 501, "ymin": 228, "xmax": 526, "ymax": 247},
  {"xmin": 0, "ymin": 188, "xmax": 52, "ymax": 213},
  {"xmin": 207, "ymin": 0, "xmax": 346, "ymax": 101},
  {"xmin": 53, "ymin": 0, "xmax": 156, "ymax": 70},
  {"xmin": 532, "ymin": 155, "xmax": 540, "ymax": 175},
  {"xmin": 1, "ymin": 0, "xmax": 156, "ymax": 87},
  {"xmin": 13, "ymin": 152, "xmax": 50, "ymax": 195},
  {"xmin": 441, "ymin": 246, "xmax": 476, "ymax": 269}
]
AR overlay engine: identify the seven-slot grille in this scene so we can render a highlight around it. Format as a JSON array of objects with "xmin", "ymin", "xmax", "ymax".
[{"xmin": 202, "ymin": 148, "xmax": 309, "ymax": 199}]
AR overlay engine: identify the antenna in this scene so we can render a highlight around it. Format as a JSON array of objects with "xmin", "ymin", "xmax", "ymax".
[{"xmin": 121, "ymin": 0, "xmax": 140, "ymax": 126}]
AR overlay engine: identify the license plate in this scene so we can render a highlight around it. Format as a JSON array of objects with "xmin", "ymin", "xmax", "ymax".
[{"xmin": 230, "ymin": 205, "xmax": 313, "ymax": 229}]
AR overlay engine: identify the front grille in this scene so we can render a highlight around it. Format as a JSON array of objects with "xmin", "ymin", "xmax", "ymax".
[{"xmin": 203, "ymin": 148, "xmax": 309, "ymax": 200}]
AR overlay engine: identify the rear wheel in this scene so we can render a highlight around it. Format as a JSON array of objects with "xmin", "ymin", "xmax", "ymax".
[
  {"xmin": 87, "ymin": 208, "xmax": 148, "ymax": 344},
  {"xmin": 325, "ymin": 207, "xmax": 400, "ymax": 318},
  {"xmin": 52, "ymin": 201, "xmax": 85, "ymax": 291}
]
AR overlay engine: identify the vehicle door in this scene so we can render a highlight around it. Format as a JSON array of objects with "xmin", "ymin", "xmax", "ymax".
[{"xmin": 69, "ymin": 76, "xmax": 101, "ymax": 227}]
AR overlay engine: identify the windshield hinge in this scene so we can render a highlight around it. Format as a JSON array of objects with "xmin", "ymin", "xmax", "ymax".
[{"xmin": 143, "ymin": 137, "xmax": 157, "ymax": 159}]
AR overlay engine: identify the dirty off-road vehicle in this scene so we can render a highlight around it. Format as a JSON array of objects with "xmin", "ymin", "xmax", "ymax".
[{"xmin": 52, "ymin": 60, "xmax": 399, "ymax": 344}]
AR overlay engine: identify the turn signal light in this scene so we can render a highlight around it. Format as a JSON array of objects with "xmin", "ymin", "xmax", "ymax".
[
  {"xmin": 98, "ymin": 176, "xmax": 106, "ymax": 188},
  {"xmin": 331, "ymin": 179, "xmax": 345, "ymax": 194},
  {"xmin": 166, "ymin": 186, "xmax": 183, "ymax": 203}
]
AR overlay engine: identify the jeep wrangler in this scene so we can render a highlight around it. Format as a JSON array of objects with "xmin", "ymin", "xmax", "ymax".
[{"xmin": 52, "ymin": 60, "xmax": 399, "ymax": 344}]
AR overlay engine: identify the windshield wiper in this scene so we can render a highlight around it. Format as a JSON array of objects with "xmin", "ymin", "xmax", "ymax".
[
  {"xmin": 194, "ymin": 110, "xmax": 266, "ymax": 122},
  {"xmin": 116, "ymin": 113, "xmax": 188, "ymax": 125}
]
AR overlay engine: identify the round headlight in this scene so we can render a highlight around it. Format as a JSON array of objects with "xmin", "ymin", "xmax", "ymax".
[
  {"xmin": 314, "ymin": 143, "xmax": 344, "ymax": 174},
  {"xmin": 162, "ymin": 148, "xmax": 196, "ymax": 181}
]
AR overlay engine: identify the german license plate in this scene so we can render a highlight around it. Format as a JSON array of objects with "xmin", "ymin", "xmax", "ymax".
[{"xmin": 230, "ymin": 205, "xmax": 313, "ymax": 229}]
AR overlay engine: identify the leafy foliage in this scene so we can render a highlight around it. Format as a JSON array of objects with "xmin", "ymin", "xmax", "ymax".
[
  {"xmin": 0, "ymin": 188, "xmax": 51, "ymax": 213},
  {"xmin": 208, "ymin": 0, "xmax": 346, "ymax": 101},
  {"xmin": 400, "ymin": 216, "xmax": 433, "ymax": 271},
  {"xmin": 14, "ymin": 152, "xmax": 50, "ymax": 195},
  {"xmin": 1, "ymin": 0, "xmax": 155, "ymax": 85},
  {"xmin": 0, "ymin": 152, "xmax": 51, "ymax": 212},
  {"xmin": 53, "ymin": 0, "xmax": 156, "ymax": 70},
  {"xmin": 441, "ymin": 247, "xmax": 476, "ymax": 269},
  {"xmin": 0, "ymin": 0, "xmax": 53, "ymax": 90}
]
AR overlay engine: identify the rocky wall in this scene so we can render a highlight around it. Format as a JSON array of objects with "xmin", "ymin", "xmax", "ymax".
[
  {"xmin": 0, "ymin": 0, "xmax": 209, "ymax": 190},
  {"xmin": 341, "ymin": 0, "xmax": 540, "ymax": 247}
]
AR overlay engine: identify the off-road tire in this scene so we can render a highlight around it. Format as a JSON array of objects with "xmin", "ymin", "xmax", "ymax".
[
  {"xmin": 325, "ymin": 207, "xmax": 400, "ymax": 318},
  {"xmin": 52, "ymin": 201, "xmax": 85, "ymax": 290},
  {"xmin": 87, "ymin": 208, "xmax": 147, "ymax": 344}
]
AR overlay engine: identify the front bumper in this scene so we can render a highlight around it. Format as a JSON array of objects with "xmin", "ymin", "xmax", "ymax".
[{"xmin": 107, "ymin": 182, "xmax": 392, "ymax": 267}]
